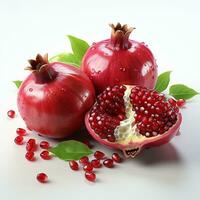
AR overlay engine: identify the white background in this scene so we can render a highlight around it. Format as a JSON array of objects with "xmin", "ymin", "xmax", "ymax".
[{"xmin": 0, "ymin": 0, "xmax": 200, "ymax": 199}]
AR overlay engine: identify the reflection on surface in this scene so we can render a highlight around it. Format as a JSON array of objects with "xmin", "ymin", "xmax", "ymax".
[{"xmin": 136, "ymin": 143, "xmax": 181, "ymax": 165}]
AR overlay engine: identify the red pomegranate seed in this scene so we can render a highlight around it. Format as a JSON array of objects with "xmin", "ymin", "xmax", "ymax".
[
  {"xmin": 168, "ymin": 98, "xmax": 177, "ymax": 106},
  {"xmin": 91, "ymin": 159, "xmax": 102, "ymax": 168},
  {"xmin": 40, "ymin": 141, "xmax": 50, "ymax": 149},
  {"xmin": 103, "ymin": 159, "xmax": 114, "ymax": 168},
  {"xmin": 40, "ymin": 150, "xmax": 51, "ymax": 160},
  {"xmin": 94, "ymin": 151, "xmax": 105, "ymax": 159},
  {"xmin": 14, "ymin": 136, "xmax": 23, "ymax": 145},
  {"xmin": 7, "ymin": 110, "xmax": 15, "ymax": 118},
  {"xmin": 37, "ymin": 173, "xmax": 48, "ymax": 183},
  {"xmin": 176, "ymin": 99, "xmax": 185, "ymax": 108},
  {"xmin": 69, "ymin": 160, "xmax": 79, "ymax": 171},
  {"xmin": 25, "ymin": 151, "xmax": 35, "ymax": 161},
  {"xmin": 16, "ymin": 128, "xmax": 26, "ymax": 136},
  {"xmin": 85, "ymin": 172, "xmax": 96, "ymax": 182},
  {"xmin": 83, "ymin": 163, "xmax": 93, "ymax": 172},
  {"xmin": 79, "ymin": 156, "xmax": 89, "ymax": 165},
  {"xmin": 112, "ymin": 153, "xmax": 122, "ymax": 163},
  {"xmin": 26, "ymin": 139, "xmax": 37, "ymax": 152}
]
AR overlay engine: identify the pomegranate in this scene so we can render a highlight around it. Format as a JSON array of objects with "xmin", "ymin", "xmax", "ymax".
[
  {"xmin": 17, "ymin": 54, "xmax": 95, "ymax": 138},
  {"xmin": 85, "ymin": 85, "xmax": 182, "ymax": 158},
  {"xmin": 81, "ymin": 23, "xmax": 157, "ymax": 93}
]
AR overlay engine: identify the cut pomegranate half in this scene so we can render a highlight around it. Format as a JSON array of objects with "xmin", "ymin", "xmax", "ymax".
[{"xmin": 85, "ymin": 85, "xmax": 182, "ymax": 158}]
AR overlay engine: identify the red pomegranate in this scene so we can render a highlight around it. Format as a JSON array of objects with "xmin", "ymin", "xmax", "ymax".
[
  {"xmin": 85, "ymin": 85, "xmax": 182, "ymax": 157},
  {"xmin": 17, "ymin": 54, "xmax": 95, "ymax": 138},
  {"xmin": 81, "ymin": 23, "xmax": 158, "ymax": 93}
]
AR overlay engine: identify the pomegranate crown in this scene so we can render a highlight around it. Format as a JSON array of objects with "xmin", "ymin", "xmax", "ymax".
[
  {"xmin": 109, "ymin": 23, "xmax": 135, "ymax": 49},
  {"xmin": 26, "ymin": 54, "xmax": 49, "ymax": 72},
  {"xmin": 25, "ymin": 54, "xmax": 57, "ymax": 83}
]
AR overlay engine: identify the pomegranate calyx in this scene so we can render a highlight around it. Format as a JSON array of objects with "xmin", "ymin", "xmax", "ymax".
[
  {"xmin": 109, "ymin": 23, "xmax": 135, "ymax": 49},
  {"xmin": 26, "ymin": 54, "xmax": 49, "ymax": 71},
  {"xmin": 25, "ymin": 54, "xmax": 57, "ymax": 83}
]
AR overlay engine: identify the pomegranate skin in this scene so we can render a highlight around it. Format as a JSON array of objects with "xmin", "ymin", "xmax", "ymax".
[
  {"xmin": 81, "ymin": 24, "xmax": 157, "ymax": 93},
  {"xmin": 18, "ymin": 59, "xmax": 95, "ymax": 139}
]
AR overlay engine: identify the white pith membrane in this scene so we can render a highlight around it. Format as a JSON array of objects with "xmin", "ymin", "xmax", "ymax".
[{"xmin": 114, "ymin": 85, "xmax": 153, "ymax": 144}]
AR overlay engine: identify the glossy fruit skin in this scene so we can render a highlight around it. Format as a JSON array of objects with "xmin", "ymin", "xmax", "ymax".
[
  {"xmin": 18, "ymin": 61, "xmax": 95, "ymax": 138},
  {"xmin": 82, "ymin": 39, "xmax": 157, "ymax": 93}
]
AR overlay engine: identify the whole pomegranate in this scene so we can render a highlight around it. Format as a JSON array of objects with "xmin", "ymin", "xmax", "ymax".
[
  {"xmin": 18, "ymin": 54, "xmax": 95, "ymax": 138},
  {"xmin": 85, "ymin": 85, "xmax": 182, "ymax": 157},
  {"xmin": 81, "ymin": 23, "xmax": 158, "ymax": 93}
]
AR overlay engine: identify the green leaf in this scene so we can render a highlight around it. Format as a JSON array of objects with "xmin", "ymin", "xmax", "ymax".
[
  {"xmin": 67, "ymin": 35, "xmax": 90, "ymax": 61},
  {"xmin": 49, "ymin": 140, "xmax": 93, "ymax": 161},
  {"xmin": 13, "ymin": 80, "xmax": 22, "ymax": 88},
  {"xmin": 155, "ymin": 71, "xmax": 172, "ymax": 93},
  {"xmin": 169, "ymin": 84, "xmax": 199, "ymax": 100},
  {"xmin": 49, "ymin": 52, "xmax": 80, "ymax": 67}
]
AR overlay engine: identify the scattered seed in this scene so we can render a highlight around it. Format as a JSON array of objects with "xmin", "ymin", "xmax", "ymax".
[
  {"xmin": 7, "ymin": 110, "xmax": 15, "ymax": 118},
  {"xmin": 40, "ymin": 141, "xmax": 50, "ymax": 149},
  {"xmin": 112, "ymin": 153, "xmax": 122, "ymax": 163},
  {"xmin": 16, "ymin": 128, "xmax": 26, "ymax": 136},
  {"xmin": 69, "ymin": 160, "xmax": 79, "ymax": 171},
  {"xmin": 94, "ymin": 151, "xmax": 105, "ymax": 159},
  {"xmin": 40, "ymin": 150, "xmax": 51, "ymax": 160},
  {"xmin": 14, "ymin": 136, "xmax": 23, "ymax": 145},
  {"xmin": 37, "ymin": 173, "xmax": 48, "ymax": 183},
  {"xmin": 25, "ymin": 151, "xmax": 35, "ymax": 161},
  {"xmin": 85, "ymin": 172, "xmax": 96, "ymax": 182},
  {"xmin": 103, "ymin": 159, "xmax": 114, "ymax": 168}
]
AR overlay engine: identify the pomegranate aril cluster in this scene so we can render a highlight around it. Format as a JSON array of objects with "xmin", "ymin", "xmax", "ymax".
[
  {"xmin": 130, "ymin": 86, "xmax": 179, "ymax": 137},
  {"xmin": 69, "ymin": 151, "xmax": 123, "ymax": 182},
  {"xmin": 97, "ymin": 85, "xmax": 126, "ymax": 115},
  {"xmin": 89, "ymin": 85, "xmax": 126, "ymax": 142}
]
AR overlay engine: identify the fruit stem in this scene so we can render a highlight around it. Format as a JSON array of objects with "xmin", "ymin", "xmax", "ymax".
[
  {"xmin": 25, "ymin": 54, "xmax": 57, "ymax": 84},
  {"xmin": 109, "ymin": 23, "xmax": 135, "ymax": 49}
]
